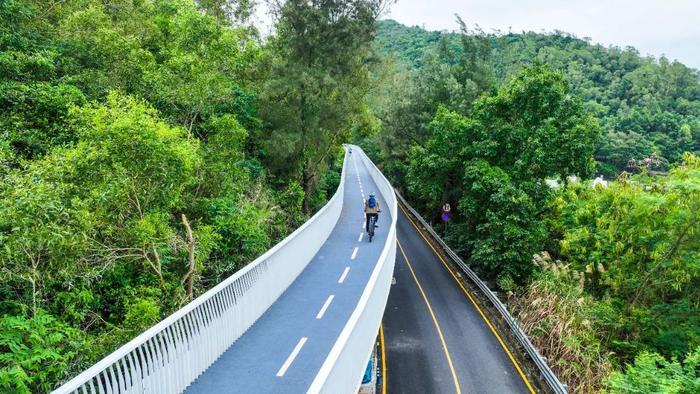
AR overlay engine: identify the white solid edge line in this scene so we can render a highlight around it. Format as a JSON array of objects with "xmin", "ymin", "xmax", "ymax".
[
  {"xmin": 338, "ymin": 267, "xmax": 350, "ymax": 284},
  {"xmin": 351, "ymin": 246, "xmax": 359, "ymax": 260},
  {"xmin": 276, "ymin": 337, "xmax": 308, "ymax": 377},
  {"xmin": 358, "ymin": 232, "xmax": 363, "ymax": 242},
  {"xmin": 316, "ymin": 295, "xmax": 335, "ymax": 319}
]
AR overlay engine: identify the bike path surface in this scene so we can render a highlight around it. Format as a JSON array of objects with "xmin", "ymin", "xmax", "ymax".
[
  {"xmin": 187, "ymin": 152, "xmax": 391, "ymax": 393},
  {"xmin": 381, "ymin": 207, "xmax": 532, "ymax": 394}
]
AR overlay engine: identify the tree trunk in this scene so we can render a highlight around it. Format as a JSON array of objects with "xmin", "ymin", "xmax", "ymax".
[
  {"xmin": 302, "ymin": 162, "xmax": 313, "ymax": 213},
  {"xmin": 181, "ymin": 214, "xmax": 196, "ymax": 300},
  {"xmin": 150, "ymin": 246, "xmax": 165, "ymax": 289},
  {"xmin": 299, "ymin": 82, "xmax": 312, "ymax": 213}
]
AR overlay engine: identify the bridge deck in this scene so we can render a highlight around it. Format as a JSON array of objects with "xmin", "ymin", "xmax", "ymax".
[{"xmin": 186, "ymin": 152, "xmax": 389, "ymax": 393}]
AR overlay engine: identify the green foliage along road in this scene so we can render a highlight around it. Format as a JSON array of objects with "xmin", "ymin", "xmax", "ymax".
[
  {"xmin": 366, "ymin": 18, "xmax": 700, "ymax": 393},
  {"xmin": 0, "ymin": 0, "xmax": 381, "ymax": 391},
  {"xmin": 406, "ymin": 65, "xmax": 599, "ymax": 283}
]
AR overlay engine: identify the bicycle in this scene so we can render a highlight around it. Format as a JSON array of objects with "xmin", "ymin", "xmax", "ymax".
[
  {"xmin": 367, "ymin": 215, "xmax": 376, "ymax": 242},
  {"xmin": 366, "ymin": 209, "xmax": 380, "ymax": 242}
]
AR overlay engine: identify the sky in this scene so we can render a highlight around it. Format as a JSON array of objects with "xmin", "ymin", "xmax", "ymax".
[{"xmin": 382, "ymin": 0, "xmax": 700, "ymax": 69}]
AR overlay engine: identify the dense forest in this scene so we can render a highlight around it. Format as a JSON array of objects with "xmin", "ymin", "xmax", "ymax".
[
  {"xmin": 0, "ymin": 0, "xmax": 383, "ymax": 391},
  {"xmin": 364, "ymin": 19, "xmax": 700, "ymax": 392},
  {"xmin": 1, "ymin": 1, "xmax": 698, "ymax": 392}
]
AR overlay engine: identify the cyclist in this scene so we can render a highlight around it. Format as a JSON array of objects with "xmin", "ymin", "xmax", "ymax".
[{"xmin": 364, "ymin": 192, "xmax": 381, "ymax": 233}]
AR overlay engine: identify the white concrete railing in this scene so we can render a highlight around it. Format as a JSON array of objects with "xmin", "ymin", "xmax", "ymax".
[
  {"xmin": 53, "ymin": 150, "xmax": 348, "ymax": 394},
  {"xmin": 308, "ymin": 146, "xmax": 397, "ymax": 394}
]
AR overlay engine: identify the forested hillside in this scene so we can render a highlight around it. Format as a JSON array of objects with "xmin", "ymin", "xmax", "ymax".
[
  {"xmin": 374, "ymin": 19, "xmax": 700, "ymax": 177},
  {"xmin": 0, "ymin": 0, "xmax": 381, "ymax": 391},
  {"xmin": 364, "ymin": 19, "xmax": 700, "ymax": 393}
]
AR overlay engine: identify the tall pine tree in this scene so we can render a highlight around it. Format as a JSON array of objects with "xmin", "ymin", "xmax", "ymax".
[{"xmin": 261, "ymin": 0, "xmax": 388, "ymax": 211}]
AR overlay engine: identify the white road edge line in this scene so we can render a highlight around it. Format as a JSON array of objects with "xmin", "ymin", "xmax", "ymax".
[
  {"xmin": 358, "ymin": 232, "xmax": 363, "ymax": 242},
  {"xmin": 276, "ymin": 337, "xmax": 308, "ymax": 377},
  {"xmin": 316, "ymin": 295, "xmax": 335, "ymax": 319},
  {"xmin": 351, "ymin": 246, "xmax": 359, "ymax": 260},
  {"xmin": 338, "ymin": 267, "xmax": 350, "ymax": 284}
]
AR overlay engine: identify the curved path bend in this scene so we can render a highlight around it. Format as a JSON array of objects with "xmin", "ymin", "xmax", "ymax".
[{"xmin": 187, "ymin": 152, "xmax": 390, "ymax": 393}]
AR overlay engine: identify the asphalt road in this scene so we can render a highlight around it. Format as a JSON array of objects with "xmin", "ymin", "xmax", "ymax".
[
  {"xmin": 381, "ymin": 206, "xmax": 534, "ymax": 394},
  {"xmin": 186, "ymin": 151, "xmax": 392, "ymax": 393}
]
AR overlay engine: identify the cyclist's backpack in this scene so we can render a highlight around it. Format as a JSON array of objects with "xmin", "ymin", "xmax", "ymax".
[{"xmin": 368, "ymin": 196, "xmax": 376, "ymax": 208}]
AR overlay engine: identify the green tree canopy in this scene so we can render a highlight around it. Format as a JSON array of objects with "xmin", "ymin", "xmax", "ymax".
[
  {"xmin": 406, "ymin": 65, "xmax": 599, "ymax": 282},
  {"xmin": 260, "ymin": 0, "xmax": 385, "ymax": 211}
]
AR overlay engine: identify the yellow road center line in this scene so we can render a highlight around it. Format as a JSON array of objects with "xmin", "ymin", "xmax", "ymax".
[
  {"xmin": 399, "ymin": 204, "xmax": 536, "ymax": 394},
  {"xmin": 380, "ymin": 323, "xmax": 387, "ymax": 394},
  {"xmin": 397, "ymin": 239, "xmax": 462, "ymax": 394}
]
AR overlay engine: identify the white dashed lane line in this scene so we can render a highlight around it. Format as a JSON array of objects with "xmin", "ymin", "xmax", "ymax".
[
  {"xmin": 316, "ymin": 295, "xmax": 335, "ymax": 319},
  {"xmin": 338, "ymin": 267, "xmax": 350, "ymax": 284},
  {"xmin": 358, "ymin": 232, "xmax": 363, "ymax": 242},
  {"xmin": 351, "ymin": 246, "xmax": 358, "ymax": 260},
  {"xmin": 276, "ymin": 337, "xmax": 307, "ymax": 377}
]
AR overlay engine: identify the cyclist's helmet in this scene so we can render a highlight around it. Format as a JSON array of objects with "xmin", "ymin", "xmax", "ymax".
[{"xmin": 369, "ymin": 192, "xmax": 375, "ymax": 198}]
